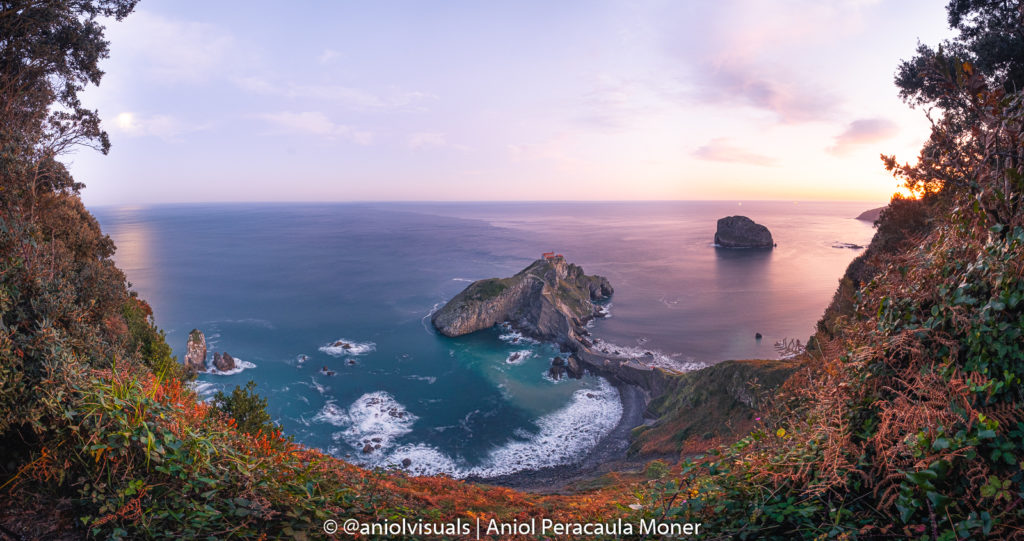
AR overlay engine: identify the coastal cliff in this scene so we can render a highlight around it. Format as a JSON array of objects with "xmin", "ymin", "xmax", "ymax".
[{"xmin": 431, "ymin": 255, "xmax": 612, "ymax": 350}]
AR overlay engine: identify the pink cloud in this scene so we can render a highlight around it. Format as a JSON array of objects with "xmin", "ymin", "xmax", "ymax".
[
  {"xmin": 828, "ymin": 118, "xmax": 898, "ymax": 154},
  {"xmin": 693, "ymin": 138, "xmax": 777, "ymax": 166}
]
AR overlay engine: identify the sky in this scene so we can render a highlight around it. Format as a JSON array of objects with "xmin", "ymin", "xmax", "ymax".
[{"xmin": 70, "ymin": 0, "xmax": 954, "ymax": 206}]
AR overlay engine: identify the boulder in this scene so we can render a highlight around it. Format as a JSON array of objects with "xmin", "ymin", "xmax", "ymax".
[
  {"xmin": 714, "ymin": 216, "xmax": 774, "ymax": 248},
  {"xmin": 565, "ymin": 354, "xmax": 584, "ymax": 379},
  {"xmin": 215, "ymin": 351, "xmax": 236, "ymax": 372},
  {"xmin": 184, "ymin": 329, "xmax": 207, "ymax": 373}
]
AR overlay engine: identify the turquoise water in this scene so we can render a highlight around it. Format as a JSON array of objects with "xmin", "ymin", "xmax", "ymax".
[{"xmin": 92, "ymin": 201, "xmax": 874, "ymax": 476}]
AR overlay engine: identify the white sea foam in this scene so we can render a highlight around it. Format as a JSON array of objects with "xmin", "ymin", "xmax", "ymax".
[
  {"xmin": 384, "ymin": 444, "xmax": 461, "ymax": 476},
  {"xmin": 351, "ymin": 379, "xmax": 623, "ymax": 479},
  {"xmin": 312, "ymin": 401, "xmax": 350, "ymax": 426},
  {"xmin": 319, "ymin": 338, "xmax": 376, "ymax": 357},
  {"xmin": 298, "ymin": 377, "xmax": 327, "ymax": 395},
  {"xmin": 206, "ymin": 357, "xmax": 256, "ymax": 376},
  {"xmin": 422, "ymin": 302, "xmax": 444, "ymax": 334},
  {"xmin": 504, "ymin": 350, "xmax": 532, "ymax": 365},
  {"xmin": 406, "ymin": 375, "xmax": 437, "ymax": 384},
  {"xmin": 451, "ymin": 277, "xmax": 474, "ymax": 283},
  {"xmin": 465, "ymin": 379, "xmax": 621, "ymax": 477},
  {"xmin": 591, "ymin": 339, "xmax": 707, "ymax": 373},
  {"xmin": 189, "ymin": 380, "xmax": 219, "ymax": 402},
  {"xmin": 315, "ymin": 392, "xmax": 418, "ymax": 455},
  {"xmin": 541, "ymin": 369, "xmax": 567, "ymax": 384},
  {"xmin": 497, "ymin": 322, "xmax": 538, "ymax": 345}
]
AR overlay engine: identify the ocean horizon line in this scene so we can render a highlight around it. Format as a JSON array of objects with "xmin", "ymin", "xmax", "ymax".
[{"xmin": 87, "ymin": 198, "xmax": 889, "ymax": 209}]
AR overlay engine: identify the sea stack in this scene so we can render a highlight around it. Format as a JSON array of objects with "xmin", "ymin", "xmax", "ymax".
[
  {"xmin": 185, "ymin": 329, "xmax": 207, "ymax": 373},
  {"xmin": 714, "ymin": 216, "xmax": 774, "ymax": 248},
  {"xmin": 431, "ymin": 254, "xmax": 612, "ymax": 351},
  {"xmin": 213, "ymin": 352, "xmax": 236, "ymax": 372}
]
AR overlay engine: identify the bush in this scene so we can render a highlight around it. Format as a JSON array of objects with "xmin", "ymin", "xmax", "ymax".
[{"xmin": 212, "ymin": 380, "xmax": 278, "ymax": 436}]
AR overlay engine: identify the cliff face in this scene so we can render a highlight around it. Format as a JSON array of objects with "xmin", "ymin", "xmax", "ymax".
[
  {"xmin": 629, "ymin": 359, "xmax": 798, "ymax": 456},
  {"xmin": 431, "ymin": 257, "xmax": 612, "ymax": 349}
]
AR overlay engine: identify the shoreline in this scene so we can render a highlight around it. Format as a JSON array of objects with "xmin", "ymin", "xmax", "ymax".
[{"xmin": 464, "ymin": 378, "xmax": 649, "ymax": 492}]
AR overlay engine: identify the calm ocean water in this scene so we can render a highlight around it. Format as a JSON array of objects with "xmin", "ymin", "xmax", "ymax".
[{"xmin": 92, "ymin": 201, "xmax": 875, "ymax": 476}]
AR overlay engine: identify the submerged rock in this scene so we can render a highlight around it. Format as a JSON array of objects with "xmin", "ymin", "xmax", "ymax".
[
  {"xmin": 714, "ymin": 216, "xmax": 774, "ymax": 248},
  {"xmin": 430, "ymin": 256, "xmax": 613, "ymax": 350},
  {"xmin": 184, "ymin": 329, "xmax": 207, "ymax": 373}
]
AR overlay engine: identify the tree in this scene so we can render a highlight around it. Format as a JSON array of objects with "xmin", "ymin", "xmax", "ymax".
[
  {"xmin": 888, "ymin": 0, "xmax": 1024, "ymax": 199},
  {"xmin": 212, "ymin": 381, "xmax": 280, "ymax": 436},
  {"xmin": 0, "ymin": 0, "xmax": 138, "ymax": 213},
  {"xmin": 896, "ymin": 0, "xmax": 1024, "ymax": 114}
]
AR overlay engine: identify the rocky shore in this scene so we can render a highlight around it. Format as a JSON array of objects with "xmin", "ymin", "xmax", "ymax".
[
  {"xmin": 465, "ymin": 381, "xmax": 648, "ymax": 492},
  {"xmin": 433, "ymin": 256, "xmax": 685, "ymax": 489}
]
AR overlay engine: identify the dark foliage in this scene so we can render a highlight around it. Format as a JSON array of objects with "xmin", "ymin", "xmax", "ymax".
[{"xmin": 212, "ymin": 380, "xmax": 280, "ymax": 437}]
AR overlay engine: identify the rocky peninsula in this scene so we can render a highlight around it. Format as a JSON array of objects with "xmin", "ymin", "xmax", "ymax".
[
  {"xmin": 432, "ymin": 255, "xmax": 673, "ymax": 402},
  {"xmin": 714, "ymin": 215, "xmax": 775, "ymax": 248},
  {"xmin": 431, "ymin": 255, "xmax": 612, "ymax": 350}
]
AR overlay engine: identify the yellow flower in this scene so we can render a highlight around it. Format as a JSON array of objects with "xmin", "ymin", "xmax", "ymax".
[{"xmin": 776, "ymin": 428, "xmax": 787, "ymax": 438}]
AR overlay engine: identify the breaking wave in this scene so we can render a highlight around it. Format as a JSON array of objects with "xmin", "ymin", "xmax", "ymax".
[
  {"xmin": 189, "ymin": 380, "xmax": 219, "ymax": 402},
  {"xmin": 314, "ymin": 392, "xmax": 418, "ymax": 456},
  {"xmin": 206, "ymin": 357, "xmax": 256, "ymax": 376},
  {"xmin": 352, "ymin": 379, "xmax": 623, "ymax": 478},
  {"xmin": 319, "ymin": 338, "xmax": 376, "ymax": 357},
  {"xmin": 504, "ymin": 350, "xmax": 532, "ymax": 365},
  {"xmin": 498, "ymin": 323, "xmax": 538, "ymax": 345},
  {"xmin": 590, "ymin": 338, "xmax": 707, "ymax": 372}
]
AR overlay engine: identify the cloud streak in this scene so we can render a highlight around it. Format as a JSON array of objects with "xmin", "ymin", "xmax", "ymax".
[
  {"xmin": 236, "ymin": 77, "xmax": 435, "ymax": 113},
  {"xmin": 111, "ymin": 112, "xmax": 207, "ymax": 140},
  {"xmin": 105, "ymin": 11, "xmax": 237, "ymax": 83},
  {"xmin": 255, "ymin": 111, "xmax": 372, "ymax": 144},
  {"xmin": 828, "ymin": 118, "xmax": 899, "ymax": 154},
  {"xmin": 655, "ymin": 0, "xmax": 881, "ymax": 123},
  {"xmin": 407, "ymin": 132, "xmax": 467, "ymax": 150},
  {"xmin": 693, "ymin": 138, "xmax": 777, "ymax": 166}
]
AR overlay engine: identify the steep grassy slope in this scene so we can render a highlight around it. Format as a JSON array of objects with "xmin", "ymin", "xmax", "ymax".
[{"xmin": 630, "ymin": 359, "xmax": 799, "ymax": 457}]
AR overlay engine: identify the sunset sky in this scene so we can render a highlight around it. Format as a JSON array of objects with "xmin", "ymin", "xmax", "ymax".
[{"xmin": 72, "ymin": 0, "xmax": 952, "ymax": 206}]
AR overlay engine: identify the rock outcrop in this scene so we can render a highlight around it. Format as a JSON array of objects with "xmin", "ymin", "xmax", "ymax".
[
  {"xmin": 856, "ymin": 206, "xmax": 884, "ymax": 223},
  {"xmin": 213, "ymin": 352, "xmax": 236, "ymax": 372},
  {"xmin": 431, "ymin": 256, "xmax": 612, "ymax": 351},
  {"xmin": 714, "ymin": 216, "xmax": 774, "ymax": 248},
  {"xmin": 185, "ymin": 329, "xmax": 207, "ymax": 373}
]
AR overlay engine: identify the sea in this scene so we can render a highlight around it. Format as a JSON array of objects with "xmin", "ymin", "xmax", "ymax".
[{"xmin": 92, "ymin": 201, "xmax": 876, "ymax": 477}]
